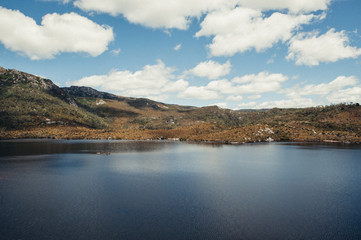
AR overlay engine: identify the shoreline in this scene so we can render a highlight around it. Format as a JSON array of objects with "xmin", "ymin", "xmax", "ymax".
[
  {"xmin": 1, "ymin": 136, "xmax": 360, "ymax": 145},
  {"xmin": 1, "ymin": 123, "xmax": 360, "ymax": 145}
]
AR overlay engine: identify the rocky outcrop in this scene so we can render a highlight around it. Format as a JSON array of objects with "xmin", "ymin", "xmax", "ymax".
[
  {"xmin": 0, "ymin": 66, "xmax": 6, "ymax": 74},
  {"xmin": 63, "ymin": 86, "xmax": 162, "ymax": 110},
  {"xmin": 62, "ymin": 86, "xmax": 119, "ymax": 100},
  {"xmin": 0, "ymin": 67, "xmax": 76, "ymax": 106},
  {"xmin": 126, "ymin": 98, "xmax": 161, "ymax": 110}
]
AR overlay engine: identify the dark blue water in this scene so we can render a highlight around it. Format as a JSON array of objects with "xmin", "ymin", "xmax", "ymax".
[{"xmin": 1, "ymin": 140, "xmax": 361, "ymax": 240}]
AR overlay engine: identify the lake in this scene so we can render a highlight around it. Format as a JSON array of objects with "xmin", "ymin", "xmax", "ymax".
[{"xmin": 1, "ymin": 140, "xmax": 361, "ymax": 240}]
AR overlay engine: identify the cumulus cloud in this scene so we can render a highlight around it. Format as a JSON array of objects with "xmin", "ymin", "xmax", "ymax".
[
  {"xmin": 73, "ymin": 0, "xmax": 235, "ymax": 30},
  {"xmin": 186, "ymin": 60, "xmax": 231, "ymax": 79},
  {"xmin": 212, "ymin": 102, "xmax": 228, "ymax": 108},
  {"xmin": 204, "ymin": 72, "xmax": 288, "ymax": 97},
  {"xmin": 206, "ymin": 79, "xmax": 235, "ymax": 94},
  {"xmin": 288, "ymin": 76, "xmax": 361, "ymax": 104},
  {"xmin": 235, "ymin": 75, "xmax": 361, "ymax": 108},
  {"xmin": 227, "ymin": 95, "xmax": 244, "ymax": 101},
  {"xmin": 72, "ymin": 0, "xmax": 330, "ymax": 30},
  {"xmin": 0, "ymin": 7, "xmax": 114, "ymax": 60},
  {"xmin": 287, "ymin": 29, "xmax": 361, "ymax": 66},
  {"xmin": 162, "ymin": 79, "xmax": 189, "ymax": 93},
  {"xmin": 256, "ymin": 98, "xmax": 316, "ymax": 109},
  {"xmin": 178, "ymin": 71, "xmax": 288, "ymax": 101},
  {"xmin": 326, "ymin": 87, "xmax": 361, "ymax": 104},
  {"xmin": 196, "ymin": 7, "xmax": 316, "ymax": 56},
  {"xmin": 237, "ymin": 102, "xmax": 257, "ymax": 108},
  {"xmin": 233, "ymin": 75, "xmax": 358, "ymax": 109},
  {"xmin": 177, "ymin": 86, "xmax": 221, "ymax": 100},
  {"xmin": 233, "ymin": 71, "xmax": 288, "ymax": 84},
  {"xmin": 237, "ymin": 97, "xmax": 318, "ymax": 109},
  {"xmin": 238, "ymin": 0, "xmax": 331, "ymax": 13},
  {"xmin": 248, "ymin": 94, "xmax": 262, "ymax": 99},
  {"xmin": 286, "ymin": 76, "xmax": 358, "ymax": 97},
  {"xmin": 71, "ymin": 60, "xmax": 188, "ymax": 100},
  {"xmin": 231, "ymin": 71, "xmax": 288, "ymax": 94}
]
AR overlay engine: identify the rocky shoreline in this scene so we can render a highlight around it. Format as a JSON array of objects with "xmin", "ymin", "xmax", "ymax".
[{"xmin": 1, "ymin": 125, "xmax": 360, "ymax": 145}]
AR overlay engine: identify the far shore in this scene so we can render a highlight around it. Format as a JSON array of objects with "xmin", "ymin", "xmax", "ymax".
[{"xmin": 1, "ymin": 125, "xmax": 360, "ymax": 145}]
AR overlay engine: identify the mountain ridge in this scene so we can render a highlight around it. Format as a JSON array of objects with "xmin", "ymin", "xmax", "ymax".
[
  {"xmin": 0, "ymin": 67, "xmax": 76, "ymax": 106},
  {"xmin": 1, "ymin": 66, "xmax": 360, "ymax": 143}
]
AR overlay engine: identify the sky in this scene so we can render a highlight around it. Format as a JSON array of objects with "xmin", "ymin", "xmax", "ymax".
[{"xmin": 0, "ymin": 0, "xmax": 360, "ymax": 109}]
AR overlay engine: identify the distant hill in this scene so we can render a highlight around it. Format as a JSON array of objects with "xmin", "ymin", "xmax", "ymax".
[
  {"xmin": 63, "ymin": 86, "xmax": 170, "ymax": 110},
  {"xmin": 0, "ymin": 66, "xmax": 360, "ymax": 143}
]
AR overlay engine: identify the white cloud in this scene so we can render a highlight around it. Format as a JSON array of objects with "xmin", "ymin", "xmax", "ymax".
[
  {"xmin": 73, "ymin": 0, "xmax": 236, "ymax": 30},
  {"xmin": 237, "ymin": 0, "xmax": 331, "ymax": 13},
  {"xmin": 178, "ymin": 86, "xmax": 221, "ymax": 100},
  {"xmin": 233, "ymin": 71, "xmax": 288, "ymax": 84},
  {"xmin": 110, "ymin": 48, "xmax": 121, "ymax": 56},
  {"xmin": 205, "ymin": 72, "xmax": 288, "ymax": 97},
  {"xmin": 71, "ymin": 60, "xmax": 188, "ymax": 100},
  {"xmin": 41, "ymin": 0, "xmax": 71, "ymax": 3},
  {"xmin": 287, "ymin": 29, "xmax": 361, "ymax": 66},
  {"xmin": 0, "ymin": 7, "xmax": 114, "ymax": 60},
  {"xmin": 286, "ymin": 76, "xmax": 358, "ymax": 97},
  {"xmin": 237, "ymin": 102, "xmax": 257, "ymax": 108},
  {"xmin": 206, "ymin": 79, "xmax": 235, "ymax": 94},
  {"xmin": 326, "ymin": 87, "xmax": 361, "ymax": 104},
  {"xmin": 227, "ymin": 95, "xmax": 244, "ymax": 101},
  {"xmin": 164, "ymin": 29, "xmax": 172, "ymax": 36},
  {"xmin": 266, "ymin": 58, "xmax": 275, "ymax": 64},
  {"xmin": 180, "ymin": 71, "xmax": 288, "ymax": 102},
  {"xmin": 72, "ymin": 0, "xmax": 330, "ymax": 30},
  {"xmin": 212, "ymin": 102, "xmax": 227, "ymax": 108},
  {"xmin": 71, "ymin": 65, "xmax": 289, "ymax": 104},
  {"xmin": 256, "ymin": 98, "xmax": 316, "ymax": 109},
  {"xmin": 231, "ymin": 71, "xmax": 288, "ymax": 94},
  {"xmin": 174, "ymin": 44, "xmax": 182, "ymax": 51},
  {"xmin": 147, "ymin": 95, "xmax": 170, "ymax": 102},
  {"xmin": 162, "ymin": 79, "xmax": 189, "ymax": 92},
  {"xmin": 196, "ymin": 7, "xmax": 316, "ymax": 56},
  {"xmin": 248, "ymin": 94, "xmax": 262, "ymax": 99},
  {"xmin": 186, "ymin": 60, "xmax": 231, "ymax": 79}
]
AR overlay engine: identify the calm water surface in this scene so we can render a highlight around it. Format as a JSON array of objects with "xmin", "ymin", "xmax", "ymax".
[{"xmin": 1, "ymin": 140, "xmax": 361, "ymax": 240}]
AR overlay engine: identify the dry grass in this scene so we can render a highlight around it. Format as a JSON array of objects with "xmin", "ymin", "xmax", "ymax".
[{"xmin": 1, "ymin": 71, "xmax": 360, "ymax": 143}]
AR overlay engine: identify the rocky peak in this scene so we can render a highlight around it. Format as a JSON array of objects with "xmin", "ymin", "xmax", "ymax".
[
  {"xmin": 0, "ymin": 67, "xmax": 76, "ymax": 106},
  {"xmin": 62, "ymin": 86, "xmax": 119, "ymax": 100},
  {"xmin": 0, "ymin": 66, "xmax": 6, "ymax": 74},
  {"xmin": 62, "ymin": 86, "xmax": 162, "ymax": 110},
  {"xmin": 1, "ymin": 68, "xmax": 49, "ymax": 88}
]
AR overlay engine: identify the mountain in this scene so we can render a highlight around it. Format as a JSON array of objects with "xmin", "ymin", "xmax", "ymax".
[
  {"xmin": 63, "ymin": 86, "xmax": 167, "ymax": 110},
  {"xmin": 0, "ymin": 67, "xmax": 75, "ymax": 105},
  {"xmin": 0, "ymin": 67, "xmax": 106, "ymax": 129},
  {"xmin": 0, "ymin": 66, "xmax": 360, "ymax": 143},
  {"xmin": 0, "ymin": 66, "xmax": 237, "ymax": 128}
]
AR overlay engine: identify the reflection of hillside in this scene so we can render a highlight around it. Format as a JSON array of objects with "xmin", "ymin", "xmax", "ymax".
[{"xmin": 0, "ymin": 140, "xmax": 171, "ymax": 157}]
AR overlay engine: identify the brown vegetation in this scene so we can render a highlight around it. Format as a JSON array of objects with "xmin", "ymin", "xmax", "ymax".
[{"xmin": 1, "ymin": 67, "xmax": 360, "ymax": 144}]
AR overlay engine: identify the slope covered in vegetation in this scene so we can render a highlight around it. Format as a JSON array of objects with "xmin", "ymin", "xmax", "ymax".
[
  {"xmin": 0, "ymin": 67, "xmax": 107, "ymax": 129},
  {"xmin": 1, "ymin": 67, "xmax": 360, "ymax": 143}
]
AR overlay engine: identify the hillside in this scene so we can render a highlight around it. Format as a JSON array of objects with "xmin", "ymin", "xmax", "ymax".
[
  {"xmin": 0, "ymin": 67, "xmax": 360, "ymax": 143},
  {"xmin": 0, "ymin": 67, "xmax": 107, "ymax": 129}
]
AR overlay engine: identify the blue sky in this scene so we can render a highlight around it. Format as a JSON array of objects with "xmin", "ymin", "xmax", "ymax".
[{"xmin": 0, "ymin": 0, "xmax": 360, "ymax": 109}]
